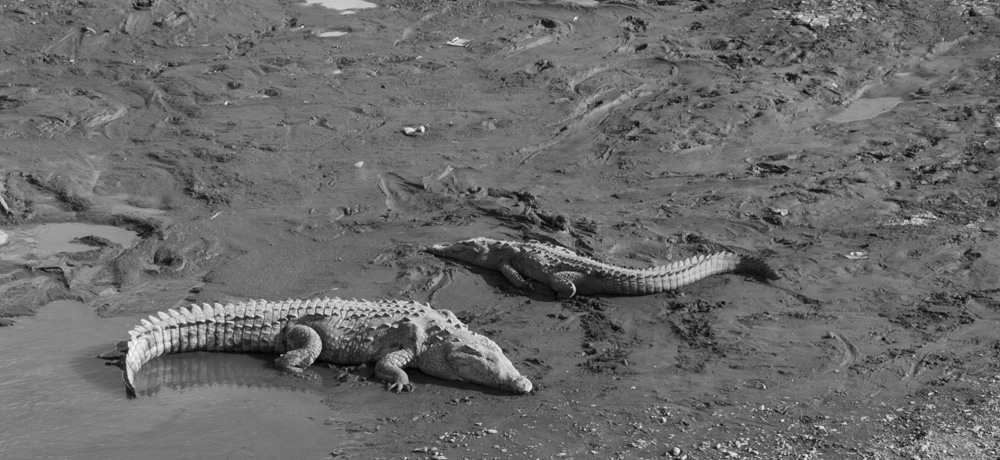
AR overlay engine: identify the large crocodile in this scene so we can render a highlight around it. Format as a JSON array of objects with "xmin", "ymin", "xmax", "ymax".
[
  {"xmin": 103, "ymin": 297, "xmax": 532, "ymax": 398},
  {"xmin": 427, "ymin": 237, "xmax": 780, "ymax": 298}
]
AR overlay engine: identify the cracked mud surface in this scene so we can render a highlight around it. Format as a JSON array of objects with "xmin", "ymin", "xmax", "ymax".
[{"xmin": 2, "ymin": 0, "xmax": 1000, "ymax": 458}]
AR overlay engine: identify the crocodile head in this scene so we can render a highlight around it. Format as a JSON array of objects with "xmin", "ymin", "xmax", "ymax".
[
  {"xmin": 418, "ymin": 328, "xmax": 532, "ymax": 394},
  {"xmin": 426, "ymin": 237, "xmax": 504, "ymax": 267}
]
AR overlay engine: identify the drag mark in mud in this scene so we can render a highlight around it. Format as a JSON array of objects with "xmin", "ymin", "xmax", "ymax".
[
  {"xmin": 824, "ymin": 331, "xmax": 858, "ymax": 373},
  {"xmin": 376, "ymin": 172, "xmax": 456, "ymax": 216},
  {"xmin": 519, "ymin": 81, "xmax": 663, "ymax": 166},
  {"xmin": 902, "ymin": 340, "xmax": 950, "ymax": 383},
  {"xmin": 424, "ymin": 268, "xmax": 454, "ymax": 303}
]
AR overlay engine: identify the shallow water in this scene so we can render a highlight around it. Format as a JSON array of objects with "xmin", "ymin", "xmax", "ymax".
[
  {"xmin": 303, "ymin": 0, "xmax": 376, "ymax": 11},
  {"xmin": 0, "ymin": 301, "xmax": 350, "ymax": 460},
  {"xmin": 828, "ymin": 97, "xmax": 902, "ymax": 123},
  {"xmin": 0, "ymin": 222, "xmax": 138, "ymax": 262}
]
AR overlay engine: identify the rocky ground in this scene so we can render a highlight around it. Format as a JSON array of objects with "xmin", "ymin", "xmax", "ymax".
[{"xmin": 2, "ymin": 0, "xmax": 1000, "ymax": 458}]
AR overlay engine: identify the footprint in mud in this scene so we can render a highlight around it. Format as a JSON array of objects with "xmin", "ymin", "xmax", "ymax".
[
  {"xmin": 0, "ymin": 87, "xmax": 128, "ymax": 138},
  {"xmin": 372, "ymin": 244, "xmax": 455, "ymax": 298},
  {"xmin": 490, "ymin": 16, "xmax": 576, "ymax": 55},
  {"xmin": 377, "ymin": 172, "xmax": 457, "ymax": 216}
]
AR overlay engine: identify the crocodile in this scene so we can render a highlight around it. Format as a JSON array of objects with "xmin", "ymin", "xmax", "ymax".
[
  {"xmin": 103, "ymin": 297, "xmax": 532, "ymax": 398},
  {"xmin": 426, "ymin": 237, "xmax": 780, "ymax": 298}
]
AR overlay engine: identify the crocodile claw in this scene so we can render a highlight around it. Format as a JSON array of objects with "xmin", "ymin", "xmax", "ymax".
[{"xmin": 388, "ymin": 382, "xmax": 414, "ymax": 393}]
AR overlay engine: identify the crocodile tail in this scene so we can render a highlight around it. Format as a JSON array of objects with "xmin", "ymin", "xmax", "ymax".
[
  {"xmin": 120, "ymin": 299, "xmax": 313, "ymax": 399},
  {"xmin": 619, "ymin": 252, "xmax": 779, "ymax": 294}
]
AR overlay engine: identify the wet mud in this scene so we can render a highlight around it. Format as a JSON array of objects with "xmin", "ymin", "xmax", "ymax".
[{"xmin": 2, "ymin": 0, "xmax": 1000, "ymax": 457}]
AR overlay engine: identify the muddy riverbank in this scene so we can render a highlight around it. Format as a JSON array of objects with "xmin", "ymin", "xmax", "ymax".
[{"xmin": 2, "ymin": 0, "xmax": 1000, "ymax": 457}]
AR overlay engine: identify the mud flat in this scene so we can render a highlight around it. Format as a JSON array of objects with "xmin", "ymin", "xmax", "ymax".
[{"xmin": 2, "ymin": 0, "xmax": 1000, "ymax": 457}]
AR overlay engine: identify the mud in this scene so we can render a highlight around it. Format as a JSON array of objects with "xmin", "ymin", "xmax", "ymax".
[{"xmin": 2, "ymin": 0, "xmax": 1000, "ymax": 457}]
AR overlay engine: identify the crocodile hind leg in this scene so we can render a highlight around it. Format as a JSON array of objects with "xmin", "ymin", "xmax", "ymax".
[
  {"xmin": 549, "ymin": 271, "xmax": 584, "ymax": 299},
  {"xmin": 500, "ymin": 262, "xmax": 534, "ymax": 291},
  {"xmin": 275, "ymin": 324, "xmax": 322, "ymax": 372}
]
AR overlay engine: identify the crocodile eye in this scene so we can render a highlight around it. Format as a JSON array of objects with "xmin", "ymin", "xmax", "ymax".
[{"xmin": 457, "ymin": 345, "xmax": 484, "ymax": 357}]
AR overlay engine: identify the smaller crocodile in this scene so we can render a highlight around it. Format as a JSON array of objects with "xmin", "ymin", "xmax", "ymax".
[
  {"xmin": 427, "ymin": 237, "xmax": 780, "ymax": 298},
  {"xmin": 102, "ymin": 297, "xmax": 532, "ymax": 398}
]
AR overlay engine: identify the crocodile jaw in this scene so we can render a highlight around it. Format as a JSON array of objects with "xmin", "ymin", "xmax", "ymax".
[
  {"xmin": 426, "ymin": 238, "xmax": 494, "ymax": 265},
  {"xmin": 419, "ymin": 329, "xmax": 532, "ymax": 394}
]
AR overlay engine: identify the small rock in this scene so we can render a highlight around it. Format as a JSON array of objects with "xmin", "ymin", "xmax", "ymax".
[
  {"xmin": 792, "ymin": 12, "xmax": 830, "ymax": 29},
  {"xmin": 969, "ymin": 4, "xmax": 994, "ymax": 16},
  {"xmin": 403, "ymin": 126, "xmax": 426, "ymax": 136},
  {"xmin": 0, "ymin": 318, "xmax": 17, "ymax": 327},
  {"xmin": 0, "ymin": 229, "xmax": 7, "ymax": 246}
]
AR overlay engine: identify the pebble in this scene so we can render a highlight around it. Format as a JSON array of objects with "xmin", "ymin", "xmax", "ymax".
[{"xmin": 969, "ymin": 4, "xmax": 994, "ymax": 16}]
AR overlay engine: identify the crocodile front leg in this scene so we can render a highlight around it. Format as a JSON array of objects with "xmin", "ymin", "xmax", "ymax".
[
  {"xmin": 275, "ymin": 324, "xmax": 322, "ymax": 372},
  {"xmin": 376, "ymin": 349, "xmax": 417, "ymax": 393}
]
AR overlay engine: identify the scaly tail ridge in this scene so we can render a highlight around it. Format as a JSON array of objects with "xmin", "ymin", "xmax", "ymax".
[{"xmin": 616, "ymin": 252, "xmax": 779, "ymax": 294}]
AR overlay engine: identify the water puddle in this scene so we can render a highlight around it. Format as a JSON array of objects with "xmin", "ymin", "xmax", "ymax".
[
  {"xmin": 828, "ymin": 97, "xmax": 902, "ymax": 123},
  {"xmin": 0, "ymin": 222, "xmax": 139, "ymax": 262},
  {"xmin": 130, "ymin": 352, "xmax": 327, "ymax": 397},
  {"xmin": 0, "ymin": 300, "xmax": 353, "ymax": 460},
  {"xmin": 303, "ymin": 0, "xmax": 376, "ymax": 12},
  {"xmin": 508, "ymin": 0, "xmax": 598, "ymax": 6}
]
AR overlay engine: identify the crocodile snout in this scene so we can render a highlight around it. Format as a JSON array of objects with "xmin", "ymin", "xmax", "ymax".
[{"xmin": 508, "ymin": 375, "xmax": 533, "ymax": 394}]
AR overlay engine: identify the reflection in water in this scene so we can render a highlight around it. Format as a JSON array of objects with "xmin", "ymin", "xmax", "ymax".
[
  {"xmin": 303, "ymin": 0, "xmax": 376, "ymax": 11},
  {"xmin": 130, "ymin": 352, "xmax": 324, "ymax": 397},
  {"xmin": 0, "ymin": 301, "xmax": 351, "ymax": 460}
]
